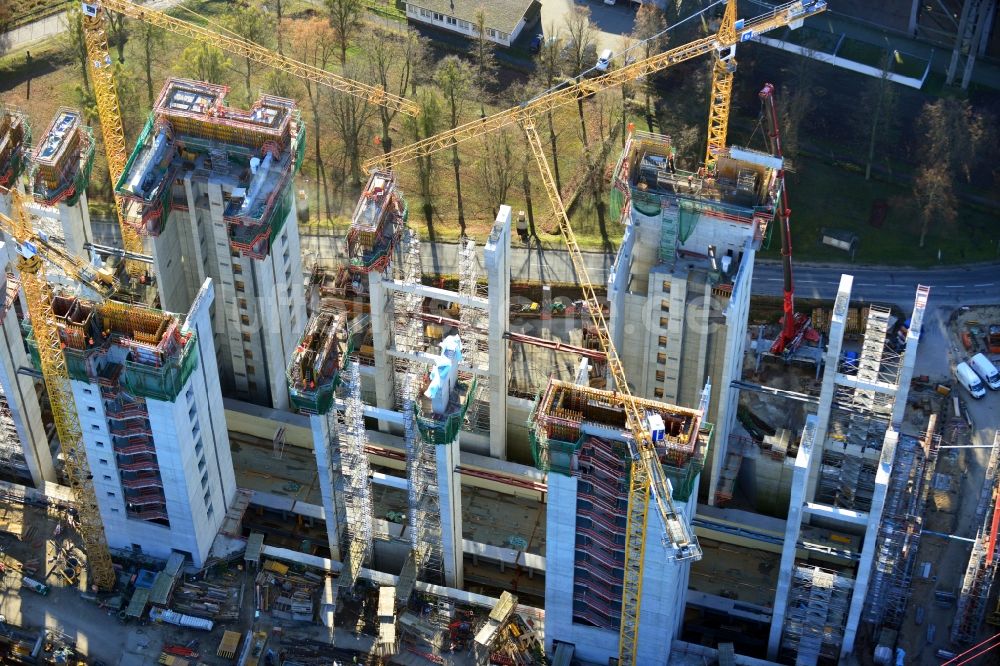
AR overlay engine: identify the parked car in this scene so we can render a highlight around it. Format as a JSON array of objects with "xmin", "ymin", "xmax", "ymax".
[
  {"xmin": 595, "ymin": 49, "xmax": 613, "ymax": 72},
  {"xmin": 529, "ymin": 33, "xmax": 544, "ymax": 53}
]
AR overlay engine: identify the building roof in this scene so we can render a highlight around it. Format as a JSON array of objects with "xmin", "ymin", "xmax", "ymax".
[{"xmin": 408, "ymin": 0, "xmax": 537, "ymax": 35}]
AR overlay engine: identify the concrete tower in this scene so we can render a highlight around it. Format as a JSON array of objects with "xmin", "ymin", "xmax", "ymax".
[
  {"xmin": 607, "ymin": 130, "xmax": 781, "ymax": 505},
  {"xmin": 529, "ymin": 378, "xmax": 712, "ymax": 664},
  {"xmin": 27, "ymin": 109, "xmax": 95, "ymax": 258},
  {"xmin": 0, "ymin": 105, "xmax": 30, "ymax": 210},
  {"xmin": 117, "ymin": 79, "xmax": 307, "ymax": 409},
  {"xmin": 45, "ymin": 279, "xmax": 236, "ymax": 566},
  {"xmin": 0, "ymin": 241, "xmax": 56, "ymax": 486}
]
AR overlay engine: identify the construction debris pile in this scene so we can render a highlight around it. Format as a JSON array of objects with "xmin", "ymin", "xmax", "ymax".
[
  {"xmin": 255, "ymin": 559, "xmax": 322, "ymax": 623},
  {"xmin": 171, "ymin": 569, "xmax": 242, "ymax": 623}
]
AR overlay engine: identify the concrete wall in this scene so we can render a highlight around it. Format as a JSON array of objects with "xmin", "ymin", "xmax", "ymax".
[
  {"xmin": 74, "ymin": 282, "xmax": 235, "ymax": 567},
  {"xmin": 154, "ymin": 176, "xmax": 304, "ymax": 410}
]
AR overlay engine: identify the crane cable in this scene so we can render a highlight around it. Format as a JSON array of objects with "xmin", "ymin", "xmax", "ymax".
[{"xmin": 942, "ymin": 631, "xmax": 1000, "ymax": 666}]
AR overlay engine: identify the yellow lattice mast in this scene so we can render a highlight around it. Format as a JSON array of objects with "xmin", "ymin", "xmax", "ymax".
[
  {"xmin": 705, "ymin": 0, "xmax": 739, "ymax": 169},
  {"xmin": 81, "ymin": 4, "xmax": 145, "ymax": 278},
  {"xmin": 0, "ymin": 189, "xmax": 116, "ymax": 589}
]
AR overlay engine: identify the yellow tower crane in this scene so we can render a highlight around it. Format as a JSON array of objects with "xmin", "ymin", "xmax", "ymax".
[
  {"xmin": 78, "ymin": 0, "xmax": 420, "ymax": 275},
  {"xmin": 705, "ymin": 0, "xmax": 739, "ymax": 169},
  {"xmin": 363, "ymin": 0, "xmax": 826, "ymax": 175},
  {"xmin": 0, "ymin": 187, "xmax": 117, "ymax": 589},
  {"xmin": 358, "ymin": 3, "xmax": 826, "ymax": 664}
]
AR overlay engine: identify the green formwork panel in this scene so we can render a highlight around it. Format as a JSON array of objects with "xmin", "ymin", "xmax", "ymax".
[
  {"xmin": 415, "ymin": 377, "xmax": 477, "ymax": 446},
  {"xmin": 123, "ymin": 334, "xmax": 199, "ymax": 402}
]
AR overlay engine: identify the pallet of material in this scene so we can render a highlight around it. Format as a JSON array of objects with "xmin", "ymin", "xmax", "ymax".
[{"xmin": 218, "ymin": 630, "xmax": 242, "ymax": 660}]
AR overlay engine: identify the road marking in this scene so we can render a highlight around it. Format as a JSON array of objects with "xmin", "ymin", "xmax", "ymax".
[
  {"xmin": 944, "ymin": 285, "xmax": 962, "ymax": 288},
  {"xmin": 974, "ymin": 283, "xmax": 994, "ymax": 287}
]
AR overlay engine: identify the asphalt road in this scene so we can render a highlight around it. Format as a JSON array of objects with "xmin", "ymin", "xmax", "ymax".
[
  {"xmin": 752, "ymin": 261, "xmax": 1000, "ymax": 306},
  {"xmin": 295, "ymin": 229, "xmax": 1000, "ymax": 307}
]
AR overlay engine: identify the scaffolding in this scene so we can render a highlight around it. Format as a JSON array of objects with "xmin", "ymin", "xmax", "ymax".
[
  {"xmin": 863, "ymin": 426, "xmax": 938, "ymax": 629},
  {"xmin": 781, "ymin": 565, "xmax": 853, "ymax": 665},
  {"xmin": 336, "ymin": 361, "xmax": 373, "ymax": 588},
  {"xmin": 457, "ymin": 239, "xmax": 490, "ymax": 435},
  {"xmin": 286, "ymin": 308, "xmax": 351, "ymax": 415},
  {"xmin": 0, "ymin": 106, "xmax": 30, "ymax": 188},
  {"xmin": 529, "ymin": 379, "xmax": 703, "ymax": 476},
  {"xmin": 952, "ymin": 430, "xmax": 1000, "ymax": 645},
  {"xmin": 116, "ymin": 78, "xmax": 305, "ymax": 247}
]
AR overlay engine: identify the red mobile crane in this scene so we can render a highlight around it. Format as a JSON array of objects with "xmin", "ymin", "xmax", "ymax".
[{"xmin": 760, "ymin": 82, "xmax": 814, "ymax": 356}]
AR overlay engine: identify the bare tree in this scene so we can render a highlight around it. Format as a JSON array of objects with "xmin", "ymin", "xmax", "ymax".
[
  {"xmin": 479, "ymin": 127, "xmax": 518, "ymax": 217},
  {"xmin": 533, "ymin": 25, "xmax": 564, "ymax": 191},
  {"xmin": 227, "ymin": 0, "xmax": 275, "ymax": 101},
  {"xmin": 913, "ymin": 166, "xmax": 956, "ymax": 248},
  {"xmin": 325, "ymin": 0, "xmax": 363, "ymax": 68},
  {"xmin": 563, "ymin": 6, "xmax": 597, "ymax": 148},
  {"xmin": 777, "ymin": 83, "xmax": 812, "ymax": 166},
  {"xmin": 366, "ymin": 28, "xmax": 425, "ymax": 154},
  {"xmin": 404, "ymin": 90, "xmax": 443, "ymax": 222},
  {"xmin": 435, "ymin": 56, "xmax": 474, "ymax": 233},
  {"xmin": 470, "ymin": 9, "xmax": 497, "ymax": 117},
  {"xmin": 133, "ymin": 21, "xmax": 164, "ymax": 107},
  {"xmin": 291, "ymin": 18, "xmax": 338, "ymax": 220},
  {"xmin": 859, "ymin": 51, "xmax": 899, "ymax": 180},
  {"xmin": 631, "ymin": 4, "xmax": 668, "ymax": 120},
  {"xmin": 330, "ymin": 63, "xmax": 377, "ymax": 186},
  {"xmin": 274, "ymin": 0, "xmax": 285, "ymax": 53},
  {"xmin": 63, "ymin": 5, "xmax": 90, "ymax": 93},
  {"xmin": 917, "ymin": 98, "xmax": 991, "ymax": 183},
  {"xmin": 178, "ymin": 42, "xmax": 231, "ymax": 85},
  {"xmin": 107, "ymin": 11, "xmax": 128, "ymax": 63}
]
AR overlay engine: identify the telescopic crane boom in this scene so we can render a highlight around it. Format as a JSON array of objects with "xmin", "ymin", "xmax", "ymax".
[{"xmin": 759, "ymin": 82, "xmax": 809, "ymax": 356}]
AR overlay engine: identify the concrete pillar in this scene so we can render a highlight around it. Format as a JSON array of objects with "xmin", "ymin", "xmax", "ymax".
[
  {"xmin": 707, "ymin": 242, "xmax": 754, "ymax": 506},
  {"xmin": 484, "ymin": 207, "xmax": 511, "ymax": 460},
  {"xmin": 0, "ymin": 248, "xmax": 56, "ymax": 485},
  {"xmin": 309, "ymin": 412, "xmax": 342, "ymax": 561},
  {"xmin": 840, "ymin": 429, "xmax": 899, "ymax": 659},
  {"xmin": 960, "ymin": 0, "xmax": 990, "ymax": 89},
  {"xmin": 946, "ymin": 0, "xmax": 976, "ymax": 85},
  {"xmin": 58, "ymin": 191, "xmax": 94, "ymax": 258},
  {"xmin": 368, "ymin": 270, "xmax": 395, "ymax": 432},
  {"xmin": 767, "ymin": 415, "xmax": 818, "ymax": 659},
  {"xmin": 891, "ymin": 285, "xmax": 929, "ymax": 429},
  {"xmin": 806, "ymin": 274, "xmax": 853, "ymax": 502},
  {"xmin": 436, "ymin": 436, "xmax": 463, "ymax": 588}
]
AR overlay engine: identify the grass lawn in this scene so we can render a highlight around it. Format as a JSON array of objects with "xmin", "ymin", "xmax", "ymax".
[{"xmin": 769, "ymin": 156, "xmax": 999, "ymax": 267}]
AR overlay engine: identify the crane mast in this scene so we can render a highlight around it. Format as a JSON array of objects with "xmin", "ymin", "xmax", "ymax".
[
  {"xmin": 705, "ymin": 0, "xmax": 738, "ymax": 169},
  {"xmin": 1, "ymin": 189, "xmax": 117, "ymax": 589}
]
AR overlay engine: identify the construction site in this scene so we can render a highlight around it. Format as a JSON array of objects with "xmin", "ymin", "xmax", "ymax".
[{"xmin": 0, "ymin": 0, "xmax": 999, "ymax": 665}]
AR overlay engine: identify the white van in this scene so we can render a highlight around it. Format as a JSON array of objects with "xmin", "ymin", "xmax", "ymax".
[
  {"xmin": 596, "ymin": 49, "xmax": 613, "ymax": 72},
  {"xmin": 970, "ymin": 353, "xmax": 1000, "ymax": 390},
  {"xmin": 956, "ymin": 361, "xmax": 987, "ymax": 399}
]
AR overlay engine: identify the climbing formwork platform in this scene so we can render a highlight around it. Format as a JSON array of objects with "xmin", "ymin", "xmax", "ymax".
[
  {"xmin": 0, "ymin": 106, "xmax": 31, "ymax": 188},
  {"xmin": 347, "ymin": 170, "xmax": 405, "ymax": 274},
  {"xmin": 29, "ymin": 109, "xmax": 94, "ymax": 207}
]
